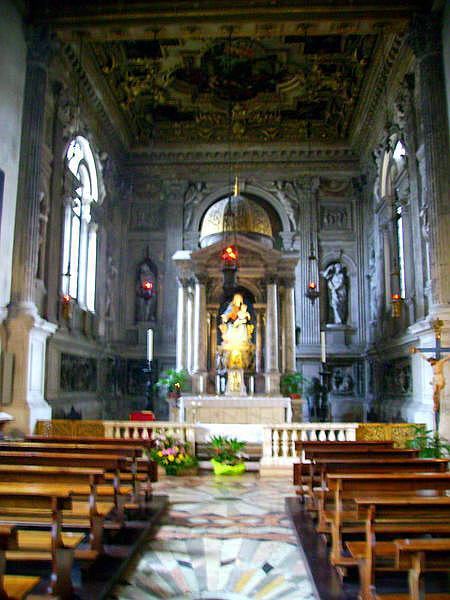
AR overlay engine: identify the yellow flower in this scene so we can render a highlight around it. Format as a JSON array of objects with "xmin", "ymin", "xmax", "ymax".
[
  {"xmin": 168, "ymin": 454, "xmax": 175, "ymax": 462},
  {"xmin": 178, "ymin": 453, "xmax": 184, "ymax": 460},
  {"xmin": 157, "ymin": 451, "xmax": 163, "ymax": 457}
]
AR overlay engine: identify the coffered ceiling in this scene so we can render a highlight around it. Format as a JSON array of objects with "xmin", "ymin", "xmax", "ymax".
[{"xmin": 28, "ymin": 1, "xmax": 431, "ymax": 150}]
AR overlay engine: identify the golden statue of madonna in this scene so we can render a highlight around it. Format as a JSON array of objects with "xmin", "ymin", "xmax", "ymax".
[{"xmin": 219, "ymin": 293, "xmax": 255, "ymax": 370}]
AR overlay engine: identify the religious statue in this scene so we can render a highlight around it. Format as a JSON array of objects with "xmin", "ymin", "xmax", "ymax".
[
  {"xmin": 219, "ymin": 293, "xmax": 254, "ymax": 370},
  {"xmin": 321, "ymin": 261, "xmax": 348, "ymax": 324},
  {"xmin": 183, "ymin": 181, "xmax": 206, "ymax": 230},
  {"xmin": 135, "ymin": 261, "xmax": 157, "ymax": 322},
  {"xmin": 410, "ymin": 347, "xmax": 450, "ymax": 427}
]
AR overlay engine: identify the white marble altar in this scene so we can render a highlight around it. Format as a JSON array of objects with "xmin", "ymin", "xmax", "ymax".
[{"xmin": 178, "ymin": 394, "xmax": 292, "ymax": 424}]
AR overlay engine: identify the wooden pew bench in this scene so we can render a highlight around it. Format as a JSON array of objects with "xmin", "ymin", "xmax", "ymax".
[
  {"xmin": 0, "ymin": 525, "xmax": 41, "ymax": 600},
  {"xmin": 293, "ymin": 440, "xmax": 395, "ymax": 487},
  {"xmin": 345, "ymin": 497, "xmax": 450, "ymax": 600},
  {"xmin": 0, "ymin": 483, "xmax": 81, "ymax": 598},
  {"xmin": 0, "ymin": 441, "xmax": 152, "ymax": 500},
  {"xmin": 323, "ymin": 472, "xmax": 450, "ymax": 566},
  {"xmin": 307, "ymin": 458, "xmax": 450, "ymax": 525},
  {"xmin": 24, "ymin": 436, "xmax": 158, "ymax": 482}
]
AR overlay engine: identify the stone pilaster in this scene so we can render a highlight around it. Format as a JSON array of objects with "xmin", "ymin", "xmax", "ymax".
[
  {"xmin": 176, "ymin": 278, "xmax": 189, "ymax": 372},
  {"xmin": 10, "ymin": 27, "xmax": 55, "ymax": 311},
  {"xmin": 408, "ymin": 15, "xmax": 450, "ymax": 308},
  {"xmin": 255, "ymin": 309, "xmax": 263, "ymax": 373},
  {"xmin": 192, "ymin": 274, "xmax": 208, "ymax": 392},
  {"xmin": 6, "ymin": 26, "xmax": 57, "ymax": 434},
  {"xmin": 265, "ymin": 276, "xmax": 280, "ymax": 393},
  {"xmin": 283, "ymin": 277, "xmax": 296, "ymax": 372},
  {"xmin": 296, "ymin": 177, "xmax": 321, "ymax": 348}
]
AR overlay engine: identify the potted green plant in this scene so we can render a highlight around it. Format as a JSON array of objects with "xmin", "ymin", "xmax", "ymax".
[
  {"xmin": 149, "ymin": 433, "xmax": 198, "ymax": 475},
  {"xmin": 280, "ymin": 372, "xmax": 308, "ymax": 399},
  {"xmin": 208, "ymin": 435, "xmax": 247, "ymax": 475},
  {"xmin": 406, "ymin": 424, "xmax": 450, "ymax": 458},
  {"xmin": 155, "ymin": 368, "xmax": 189, "ymax": 399}
]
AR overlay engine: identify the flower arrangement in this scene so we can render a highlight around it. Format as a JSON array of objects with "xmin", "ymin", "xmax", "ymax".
[
  {"xmin": 150, "ymin": 434, "xmax": 198, "ymax": 475},
  {"xmin": 208, "ymin": 435, "xmax": 247, "ymax": 475}
]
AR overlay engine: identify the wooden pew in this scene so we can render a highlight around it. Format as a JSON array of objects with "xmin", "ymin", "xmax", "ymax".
[
  {"xmin": 0, "ymin": 465, "xmax": 109, "ymax": 553},
  {"xmin": 0, "ymin": 525, "xmax": 41, "ymax": 600},
  {"xmin": 24, "ymin": 436, "xmax": 158, "ymax": 481},
  {"xmin": 308, "ymin": 458, "xmax": 449, "ymax": 531},
  {"xmin": 0, "ymin": 441, "xmax": 153, "ymax": 498},
  {"xmin": 0, "ymin": 483, "xmax": 79, "ymax": 598},
  {"xmin": 293, "ymin": 440, "xmax": 395, "ymax": 486},
  {"xmin": 324, "ymin": 472, "xmax": 450, "ymax": 566},
  {"xmin": 0, "ymin": 452, "xmax": 131, "ymax": 519},
  {"xmin": 346, "ymin": 497, "xmax": 450, "ymax": 600}
]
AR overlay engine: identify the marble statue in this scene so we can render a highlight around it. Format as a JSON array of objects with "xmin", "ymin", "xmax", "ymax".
[
  {"xmin": 322, "ymin": 262, "xmax": 348, "ymax": 324},
  {"xmin": 219, "ymin": 293, "xmax": 254, "ymax": 370}
]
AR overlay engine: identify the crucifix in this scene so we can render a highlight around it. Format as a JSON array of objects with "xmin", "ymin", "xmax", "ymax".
[{"xmin": 410, "ymin": 319, "xmax": 450, "ymax": 432}]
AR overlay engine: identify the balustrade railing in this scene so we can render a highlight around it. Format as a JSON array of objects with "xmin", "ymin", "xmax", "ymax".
[
  {"xmin": 103, "ymin": 421, "xmax": 196, "ymax": 451},
  {"xmin": 260, "ymin": 423, "xmax": 359, "ymax": 467}
]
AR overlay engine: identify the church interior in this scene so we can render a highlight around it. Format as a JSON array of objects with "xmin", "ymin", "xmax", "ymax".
[{"xmin": 0, "ymin": 0, "xmax": 450, "ymax": 598}]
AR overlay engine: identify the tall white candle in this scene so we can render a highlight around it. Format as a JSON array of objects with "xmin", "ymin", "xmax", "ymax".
[
  {"xmin": 198, "ymin": 377, "xmax": 204, "ymax": 394},
  {"xmin": 320, "ymin": 331, "xmax": 326, "ymax": 363},
  {"xmin": 216, "ymin": 375, "xmax": 221, "ymax": 394},
  {"xmin": 249, "ymin": 376, "xmax": 255, "ymax": 395},
  {"xmin": 147, "ymin": 329, "xmax": 153, "ymax": 362}
]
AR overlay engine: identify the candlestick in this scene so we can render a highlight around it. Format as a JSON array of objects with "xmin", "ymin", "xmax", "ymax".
[
  {"xmin": 147, "ymin": 329, "xmax": 153, "ymax": 362},
  {"xmin": 320, "ymin": 331, "xmax": 326, "ymax": 364}
]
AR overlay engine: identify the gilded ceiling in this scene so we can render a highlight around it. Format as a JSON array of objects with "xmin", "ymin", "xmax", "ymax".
[
  {"xmin": 91, "ymin": 34, "xmax": 376, "ymax": 145},
  {"xmin": 29, "ymin": 1, "xmax": 429, "ymax": 149}
]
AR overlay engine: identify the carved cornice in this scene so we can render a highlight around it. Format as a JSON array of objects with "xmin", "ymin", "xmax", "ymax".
[{"xmin": 407, "ymin": 13, "xmax": 442, "ymax": 61}]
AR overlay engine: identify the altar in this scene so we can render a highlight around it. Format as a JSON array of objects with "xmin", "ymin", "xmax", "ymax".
[{"xmin": 177, "ymin": 395, "xmax": 292, "ymax": 424}]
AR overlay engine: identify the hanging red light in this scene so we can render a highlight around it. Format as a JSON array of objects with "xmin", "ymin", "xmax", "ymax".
[{"xmin": 221, "ymin": 244, "xmax": 238, "ymax": 262}]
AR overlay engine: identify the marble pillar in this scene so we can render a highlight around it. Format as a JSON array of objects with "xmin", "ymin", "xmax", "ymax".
[
  {"xmin": 255, "ymin": 310, "xmax": 263, "ymax": 373},
  {"xmin": 265, "ymin": 277, "xmax": 280, "ymax": 393},
  {"xmin": 192, "ymin": 275, "xmax": 208, "ymax": 392},
  {"xmin": 6, "ymin": 27, "xmax": 57, "ymax": 433},
  {"xmin": 283, "ymin": 278, "xmax": 296, "ymax": 372},
  {"xmin": 408, "ymin": 15, "xmax": 450, "ymax": 308},
  {"xmin": 176, "ymin": 278, "xmax": 189, "ymax": 371}
]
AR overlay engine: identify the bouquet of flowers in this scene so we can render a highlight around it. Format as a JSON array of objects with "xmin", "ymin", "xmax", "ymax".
[{"xmin": 149, "ymin": 434, "xmax": 198, "ymax": 475}]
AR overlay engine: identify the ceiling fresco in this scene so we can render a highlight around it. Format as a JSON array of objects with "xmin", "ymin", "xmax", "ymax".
[{"xmin": 91, "ymin": 33, "xmax": 377, "ymax": 145}]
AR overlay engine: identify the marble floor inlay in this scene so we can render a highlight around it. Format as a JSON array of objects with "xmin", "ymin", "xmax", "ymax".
[{"xmin": 110, "ymin": 473, "xmax": 318, "ymax": 600}]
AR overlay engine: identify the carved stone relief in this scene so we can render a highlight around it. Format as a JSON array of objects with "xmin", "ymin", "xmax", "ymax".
[
  {"xmin": 320, "ymin": 203, "xmax": 352, "ymax": 231},
  {"xmin": 130, "ymin": 202, "xmax": 165, "ymax": 231},
  {"xmin": 382, "ymin": 359, "xmax": 412, "ymax": 397}
]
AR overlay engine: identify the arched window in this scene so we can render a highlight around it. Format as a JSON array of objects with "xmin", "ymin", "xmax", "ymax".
[
  {"xmin": 379, "ymin": 137, "xmax": 408, "ymax": 303},
  {"xmin": 62, "ymin": 136, "xmax": 98, "ymax": 312}
]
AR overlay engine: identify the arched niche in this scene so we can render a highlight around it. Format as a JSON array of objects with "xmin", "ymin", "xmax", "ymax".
[{"xmin": 320, "ymin": 251, "xmax": 357, "ymax": 328}]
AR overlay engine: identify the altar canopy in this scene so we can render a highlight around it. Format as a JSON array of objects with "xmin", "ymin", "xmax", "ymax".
[{"xmin": 173, "ymin": 190, "xmax": 299, "ymax": 403}]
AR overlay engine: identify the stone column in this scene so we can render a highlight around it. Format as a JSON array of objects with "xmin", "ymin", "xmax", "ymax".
[
  {"xmin": 265, "ymin": 277, "xmax": 280, "ymax": 394},
  {"xmin": 255, "ymin": 309, "xmax": 263, "ymax": 373},
  {"xmin": 176, "ymin": 278, "xmax": 189, "ymax": 371},
  {"xmin": 283, "ymin": 277, "xmax": 297, "ymax": 373},
  {"xmin": 6, "ymin": 27, "xmax": 57, "ymax": 434},
  {"xmin": 192, "ymin": 275, "xmax": 208, "ymax": 393},
  {"xmin": 408, "ymin": 15, "xmax": 450, "ymax": 308}
]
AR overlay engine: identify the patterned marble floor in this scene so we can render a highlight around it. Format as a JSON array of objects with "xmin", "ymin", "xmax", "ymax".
[{"xmin": 109, "ymin": 473, "xmax": 318, "ymax": 600}]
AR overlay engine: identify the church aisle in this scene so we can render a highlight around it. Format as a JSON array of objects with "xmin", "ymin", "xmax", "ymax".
[{"xmin": 110, "ymin": 473, "xmax": 318, "ymax": 600}]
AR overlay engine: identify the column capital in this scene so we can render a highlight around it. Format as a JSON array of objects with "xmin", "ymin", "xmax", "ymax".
[
  {"xmin": 280, "ymin": 276, "xmax": 296, "ymax": 288},
  {"xmin": 193, "ymin": 273, "xmax": 209, "ymax": 286},
  {"xmin": 407, "ymin": 13, "xmax": 442, "ymax": 61},
  {"xmin": 264, "ymin": 275, "xmax": 279, "ymax": 286},
  {"xmin": 177, "ymin": 276, "xmax": 191, "ymax": 288}
]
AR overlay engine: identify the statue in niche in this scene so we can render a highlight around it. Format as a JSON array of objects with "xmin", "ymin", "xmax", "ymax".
[
  {"xmin": 331, "ymin": 368, "xmax": 354, "ymax": 394},
  {"xmin": 321, "ymin": 261, "xmax": 348, "ymax": 325},
  {"xmin": 105, "ymin": 255, "xmax": 118, "ymax": 319},
  {"xmin": 184, "ymin": 181, "xmax": 206, "ymax": 230},
  {"xmin": 135, "ymin": 260, "xmax": 157, "ymax": 322},
  {"xmin": 219, "ymin": 292, "xmax": 254, "ymax": 370}
]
